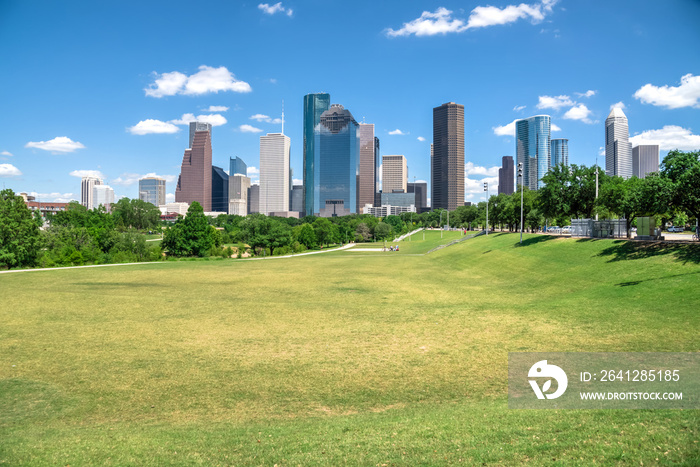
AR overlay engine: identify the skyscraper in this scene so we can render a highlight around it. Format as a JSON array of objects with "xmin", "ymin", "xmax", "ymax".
[
  {"xmin": 228, "ymin": 174, "xmax": 251, "ymax": 216},
  {"xmin": 247, "ymin": 184, "xmax": 260, "ymax": 214},
  {"xmin": 550, "ymin": 139, "xmax": 569, "ymax": 167},
  {"xmin": 358, "ymin": 123, "xmax": 377, "ymax": 209},
  {"xmin": 93, "ymin": 184, "xmax": 114, "ymax": 211},
  {"xmin": 303, "ymin": 93, "xmax": 330, "ymax": 216},
  {"xmin": 230, "ymin": 156, "xmax": 247, "ymax": 176},
  {"xmin": 498, "ymin": 156, "xmax": 514, "ymax": 195},
  {"xmin": 315, "ymin": 104, "xmax": 360, "ymax": 216},
  {"xmin": 605, "ymin": 108, "xmax": 632, "ymax": 179},
  {"xmin": 374, "ymin": 136, "xmax": 381, "ymax": 199},
  {"xmin": 138, "ymin": 176, "xmax": 166, "ymax": 206},
  {"xmin": 211, "ymin": 166, "xmax": 229, "ymax": 212},
  {"xmin": 407, "ymin": 182, "xmax": 427, "ymax": 212},
  {"xmin": 81, "ymin": 176, "xmax": 102, "ymax": 209},
  {"xmin": 189, "ymin": 122, "xmax": 212, "ymax": 148},
  {"xmin": 382, "ymin": 155, "xmax": 408, "ymax": 193},
  {"xmin": 632, "ymin": 145, "xmax": 660, "ymax": 179},
  {"xmin": 432, "ymin": 102, "xmax": 465, "ymax": 210},
  {"xmin": 259, "ymin": 133, "xmax": 290, "ymax": 215},
  {"xmin": 176, "ymin": 128, "xmax": 212, "ymax": 211},
  {"xmin": 291, "ymin": 184, "xmax": 304, "ymax": 213},
  {"xmin": 516, "ymin": 115, "xmax": 551, "ymax": 190}
]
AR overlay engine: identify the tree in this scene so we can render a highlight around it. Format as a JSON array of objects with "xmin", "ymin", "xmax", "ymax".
[
  {"xmin": 313, "ymin": 218, "xmax": 335, "ymax": 247},
  {"xmin": 162, "ymin": 202, "xmax": 216, "ymax": 256},
  {"xmin": 0, "ymin": 189, "xmax": 42, "ymax": 269},
  {"xmin": 661, "ymin": 150, "xmax": 700, "ymax": 232},
  {"xmin": 374, "ymin": 222, "xmax": 392, "ymax": 241},
  {"xmin": 355, "ymin": 222, "xmax": 371, "ymax": 242},
  {"xmin": 384, "ymin": 215, "xmax": 404, "ymax": 236},
  {"xmin": 539, "ymin": 164, "xmax": 607, "ymax": 221},
  {"xmin": 294, "ymin": 223, "xmax": 317, "ymax": 248},
  {"xmin": 112, "ymin": 198, "xmax": 161, "ymax": 231}
]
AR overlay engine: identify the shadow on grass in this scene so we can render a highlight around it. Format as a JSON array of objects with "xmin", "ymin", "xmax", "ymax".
[
  {"xmin": 515, "ymin": 235, "xmax": 557, "ymax": 247},
  {"xmin": 616, "ymin": 270, "xmax": 700, "ymax": 286},
  {"xmin": 584, "ymin": 239, "xmax": 700, "ymax": 264}
]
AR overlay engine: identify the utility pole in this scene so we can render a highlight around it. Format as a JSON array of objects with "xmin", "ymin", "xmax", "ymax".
[
  {"xmin": 595, "ymin": 156, "xmax": 599, "ymax": 221},
  {"xmin": 518, "ymin": 163, "xmax": 523, "ymax": 244},
  {"xmin": 483, "ymin": 182, "xmax": 489, "ymax": 235}
]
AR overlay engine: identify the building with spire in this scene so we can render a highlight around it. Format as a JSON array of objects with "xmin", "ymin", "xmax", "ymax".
[{"xmin": 605, "ymin": 108, "xmax": 632, "ymax": 179}]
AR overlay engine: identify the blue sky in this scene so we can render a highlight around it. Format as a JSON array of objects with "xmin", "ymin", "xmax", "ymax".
[{"xmin": 1, "ymin": 0, "xmax": 699, "ymax": 205}]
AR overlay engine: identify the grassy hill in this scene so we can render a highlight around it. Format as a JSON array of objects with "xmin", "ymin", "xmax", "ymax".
[{"xmin": 1, "ymin": 232, "xmax": 698, "ymax": 465}]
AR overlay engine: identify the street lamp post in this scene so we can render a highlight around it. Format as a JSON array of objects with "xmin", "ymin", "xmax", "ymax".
[
  {"xmin": 483, "ymin": 182, "xmax": 489, "ymax": 235},
  {"xmin": 440, "ymin": 211, "xmax": 443, "ymax": 238},
  {"xmin": 518, "ymin": 162, "xmax": 523, "ymax": 244}
]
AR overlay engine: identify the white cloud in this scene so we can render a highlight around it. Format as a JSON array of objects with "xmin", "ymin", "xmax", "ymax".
[
  {"xmin": 465, "ymin": 175, "xmax": 499, "ymax": 196},
  {"xmin": 609, "ymin": 101, "xmax": 626, "ymax": 111},
  {"xmin": 417, "ymin": 136, "xmax": 426, "ymax": 141},
  {"xmin": 250, "ymin": 114, "xmax": 284, "ymax": 124},
  {"xmin": 630, "ymin": 125, "xmax": 700, "ymax": 151},
  {"xmin": 166, "ymin": 193, "xmax": 175, "ymax": 203},
  {"xmin": 634, "ymin": 73, "xmax": 700, "ymax": 109},
  {"xmin": 552, "ymin": 123, "xmax": 562, "ymax": 132},
  {"xmin": 145, "ymin": 65, "xmax": 251, "ymax": 98},
  {"xmin": 205, "ymin": 105, "xmax": 229, "ymax": 112},
  {"xmin": 465, "ymin": 162, "xmax": 500, "ymax": 177},
  {"xmin": 415, "ymin": 179, "xmax": 428, "ymax": 184},
  {"xmin": 385, "ymin": 1, "xmax": 557, "ymax": 37},
  {"xmin": 537, "ymin": 95, "xmax": 574, "ymax": 110},
  {"xmin": 27, "ymin": 191, "xmax": 76, "ymax": 203},
  {"xmin": 111, "ymin": 172, "xmax": 177, "ymax": 187},
  {"xmin": 69, "ymin": 169, "xmax": 105, "ymax": 179},
  {"xmin": 513, "ymin": 105, "xmax": 526, "ymax": 112},
  {"xmin": 292, "ymin": 178, "xmax": 303, "ymax": 185},
  {"xmin": 239, "ymin": 124, "xmax": 263, "ymax": 133},
  {"xmin": 128, "ymin": 119, "xmax": 180, "ymax": 135},
  {"xmin": 493, "ymin": 119, "xmax": 517, "ymax": 137},
  {"xmin": 268, "ymin": 78, "xmax": 278, "ymax": 84},
  {"xmin": 1, "ymin": 151, "xmax": 13, "ymax": 157},
  {"xmin": 389, "ymin": 129, "xmax": 408, "ymax": 135},
  {"xmin": 258, "ymin": 2, "xmax": 293, "ymax": 17},
  {"xmin": 575, "ymin": 90, "xmax": 597, "ymax": 98},
  {"xmin": 170, "ymin": 113, "xmax": 227, "ymax": 127},
  {"xmin": 563, "ymin": 104, "xmax": 595, "ymax": 124},
  {"xmin": 0, "ymin": 163, "xmax": 22, "ymax": 177},
  {"xmin": 598, "ymin": 147, "xmax": 605, "ymax": 156},
  {"xmin": 247, "ymin": 166, "xmax": 260, "ymax": 182},
  {"xmin": 25, "ymin": 136, "xmax": 85, "ymax": 154}
]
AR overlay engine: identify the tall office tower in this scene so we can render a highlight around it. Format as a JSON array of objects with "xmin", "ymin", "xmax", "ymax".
[
  {"xmin": 259, "ymin": 133, "xmax": 291, "ymax": 215},
  {"xmin": 138, "ymin": 177, "xmax": 166, "ymax": 206},
  {"xmin": 605, "ymin": 108, "xmax": 632, "ymax": 179},
  {"xmin": 175, "ymin": 129, "xmax": 212, "ymax": 211},
  {"xmin": 92, "ymin": 185, "xmax": 114, "ymax": 210},
  {"xmin": 247, "ymin": 184, "xmax": 260, "ymax": 214},
  {"xmin": 550, "ymin": 139, "xmax": 569, "ymax": 167},
  {"xmin": 303, "ymin": 93, "xmax": 331, "ymax": 216},
  {"xmin": 81, "ymin": 176, "xmax": 102, "ymax": 209},
  {"xmin": 315, "ymin": 104, "xmax": 360, "ymax": 216},
  {"xmin": 498, "ymin": 156, "xmax": 514, "ymax": 195},
  {"xmin": 211, "ymin": 166, "xmax": 229, "ymax": 212},
  {"xmin": 432, "ymin": 102, "xmax": 465, "ymax": 210},
  {"xmin": 632, "ymin": 145, "xmax": 660, "ymax": 179},
  {"xmin": 407, "ymin": 182, "xmax": 428, "ymax": 212},
  {"xmin": 358, "ymin": 123, "xmax": 376, "ymax": 208},
  {"xmin": 291, "ymin": 184, "xmax": 304, "ymax": 213},
  {"xmin": 374, "ymin": 136, "xmax": 381, "ymax": 196},
  {"xmin": 382, "ymin": 155, "xmax": 408, "ymax": 193},
  {"xmin": 230, "ymin": 156, "xmax": 247, "ymax": 176},
  {"xmin": 189, "ymin": 121, "xmax": 212, "ymax": 148},
  {"xmin": 515, "ymin": 115, "xmax": 551, "ymax": 190},
  {"xmin": 228, "ymin": 174, "xmax": 251, "ymax": 216}
]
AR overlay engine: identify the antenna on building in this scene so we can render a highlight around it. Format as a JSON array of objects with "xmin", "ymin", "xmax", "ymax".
[{"xmin": 281, "ymin": 100, "xmax": 285, "ymax": 135}]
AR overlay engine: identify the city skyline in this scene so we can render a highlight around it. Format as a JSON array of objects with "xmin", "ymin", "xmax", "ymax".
[{"xmin": 2, "ymin": 1, "xmax": 699, "ymax": 206}]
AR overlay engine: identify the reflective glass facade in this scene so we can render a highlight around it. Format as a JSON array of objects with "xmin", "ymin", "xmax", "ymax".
[
  {"xmin": 550, "ymin": 139, "xmax": 569, "ymax": 167},
  {"xmin": 138, "ymin": 177, "xmax": 166, "ymax": 206},
  {"xmin": 211, "ymin": 166, "xmax": 229, "ymax": 212},
  {"xmin": 303, "ymin": 93, "xmax": 330, "ymax": 216},
  {"xmin": 314, "ymin": 104, "xmax": 360, "ymax": 215},
  {"xmin": 229, "ymin": 157, "xmax": 247, "ymax": 177},
  {"xmin": 515, "ymin": 115, "xmax": 550, "ymax": 190}
]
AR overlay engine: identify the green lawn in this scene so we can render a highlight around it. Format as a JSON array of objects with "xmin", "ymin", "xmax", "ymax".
[{"xmin": 1, "ymin": 233, "xmax": 698, "ymax": 465}]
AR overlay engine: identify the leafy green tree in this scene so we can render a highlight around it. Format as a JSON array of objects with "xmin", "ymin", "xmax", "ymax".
[
  {"xmin": 313, "ymin": 217, "xmax": 335, "ymax": 246},
  {"xmin": 384, "ymin": 215, "xmax": 404, "ymax": 236},
  {"xmin": 294, "ymin": 223, "xmax": 317, "ymax": 249},
  {"xmin": 374, "ymin": 222, "xmax": 392, "ymax": 240},
  {"xmin": 355, "ymin": 222, "xmax": 371, "ymax": 242},
  {"xmin": 661, "ymin": 150, "xmax": 700, "ymax": 232},
  {"xmin": 539, "ymin": 164, "xmax": 607, "ymax": 220},
  {"xmin": 112, "ymin": 198, "xmax": 161, "ymax": 231},
  {"xmin": 0, "ymin": 189, "xmax": 42, "ymax": 269},
  {"xmin": 162, "ymin": 202, "xmax": 216, "ymax": 256}
]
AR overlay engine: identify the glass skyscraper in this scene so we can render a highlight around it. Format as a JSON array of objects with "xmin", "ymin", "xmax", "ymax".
[
  {"xmin": 516, "ymin": 115, "xmax": 551, "ymax": 190},
  {"xmin": 303, "ymin": 93, "xmax": 330, "ymax": 216},
  {"xmin": 550, "ymin": 138, "xmax": 569, "ymax": 167},
  {"xmin": 138, "ymin": 176, "xmax": 166, "ymax": 206},
  {"xmin": 211, "ymin": 166, "xmax": 229, "ymax": 212},
  {"xmin": 314, "ymin": 104, "xmax": 360, "ymax": 216},
  {"xmin": 229, "ymin": 156, "xmax": 247, "ymax": 176}
]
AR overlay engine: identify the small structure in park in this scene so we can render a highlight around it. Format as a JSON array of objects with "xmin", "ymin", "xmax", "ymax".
[{"xmin": 635, "ymin": 216, "xmax": 664, "ymax": 241}]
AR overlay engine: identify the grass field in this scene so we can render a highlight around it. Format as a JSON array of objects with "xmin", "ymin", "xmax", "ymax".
[{"xmin": 1, "ymin": 232, "xmax": 699, "ymax": 465}]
